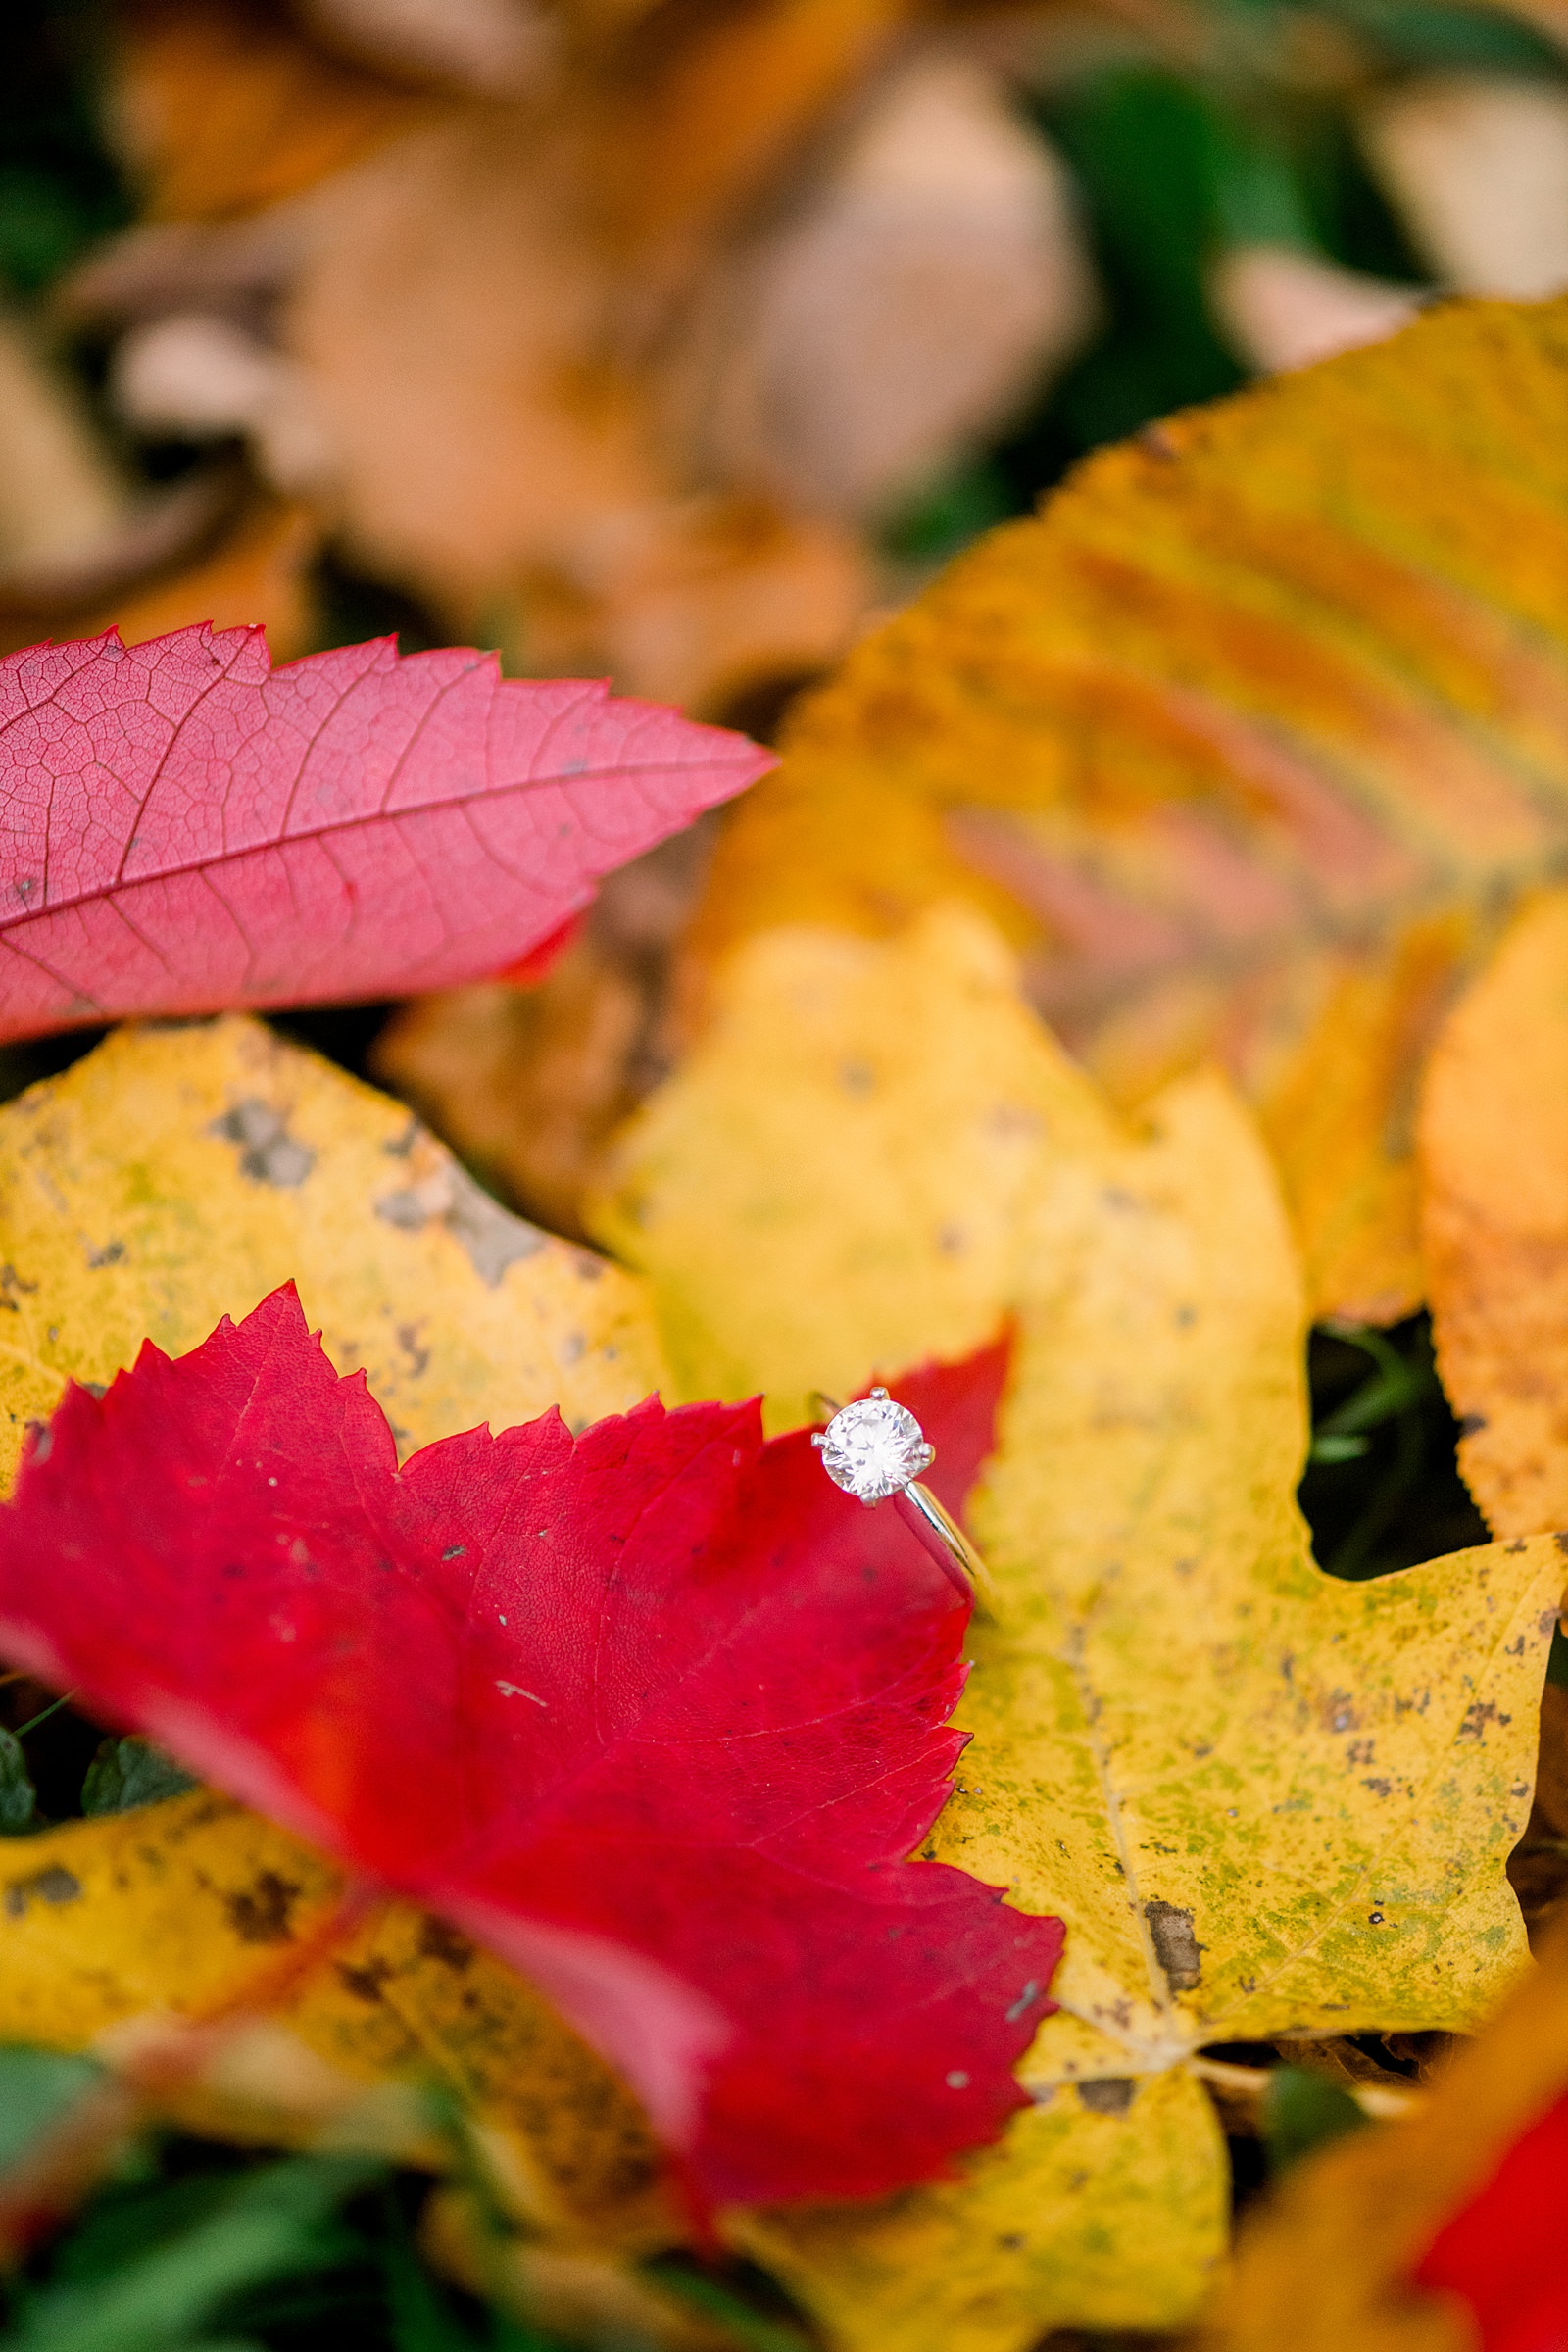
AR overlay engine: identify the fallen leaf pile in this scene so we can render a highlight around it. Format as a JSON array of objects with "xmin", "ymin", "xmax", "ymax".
[
  {"xmin": 36, "ymin": 0, "xmax": 1094, "ymax": 710},
  {"xmin": 6, "ymin": 254, "xmax": 1568, "ymax": 2352},
  {"xmin": 10, "ymin": 0, "xmax": 1568, "ymax": 700},
  {"xmin": 389, "ymin": 294, "xmax": 1568, "ymax": 1268}
]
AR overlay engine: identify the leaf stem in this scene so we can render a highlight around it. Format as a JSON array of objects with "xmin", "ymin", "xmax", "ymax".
[{"xmin": 11, "ymin": 1688, "xmax": 76, "ymax": 1740}]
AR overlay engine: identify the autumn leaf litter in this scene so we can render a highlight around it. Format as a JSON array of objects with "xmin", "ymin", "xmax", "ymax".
[{"xmin": 3, "ymin": 292, "xmax": 1568, "ymax": 2352}]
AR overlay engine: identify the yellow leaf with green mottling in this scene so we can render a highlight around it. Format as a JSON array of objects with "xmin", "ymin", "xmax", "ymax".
[
  {"xmin": 596, "ymin": 907, "xmax": 1561, "ymax": 2350},
  {"xmin": 0, "ymin": 1012, "xmax": 667, "ymax": 1491},
  {"xmin": 736, "ymin": 2070, "xmax": 1228, "ymax": 2348}
]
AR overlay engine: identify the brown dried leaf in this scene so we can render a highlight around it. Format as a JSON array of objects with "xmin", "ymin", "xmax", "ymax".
[
  {"xmin": 1208, "ymin": 244, "xmax": 1423, "ymax": 375},
  {"xmin": 274, "ymin": 100, "xmax": 871, "ymax": 699},
  {"xmin": 76, "ymin": 495, "xmax": 318, "ymax": 659},
  {"xmin": 296, "ymin": 0, "xmax": 557, "ymax": 97},
  {"xmin": 99, "ymin": 1, "xmax": 1090, "ymax": 705},
  {"xmin": 372, "ymin": 825, "xmax": 717, "ymax": 1236},
  {"xmin": 1361, "ymin": 74, "xmax": 1568, "ymax": 299},
  {"xmin": 117, "ymin": 0, "xmax": 430, "ymax": 221},
  {"xmin": 674, "ymin": 52, "xmax": 1097, "ymax": 519}
]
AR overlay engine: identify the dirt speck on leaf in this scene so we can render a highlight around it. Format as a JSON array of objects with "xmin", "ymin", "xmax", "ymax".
[
  {"xmin": 1076, "ymin": 2079, "xmax": 1136, "ymax": 2115},
  {"xmin": 1145, "ymin": 1897, "xmax": 1202, "ymax": 1992},
  {"xmin": 212, "ymin": 1101, "xmax": 315, "ymax": 1189},
  {"xmin": 3, "ymin": 1864, "xmax": 82, "ymax": 1917},
  {"xmin": 223, "ymin": 1867, "xmax": 303, "ymax": 1943},
  {"xmin": 336, "ymin": 1956, "xmax": 394, "ymax": 2002},
  {"xmin": 375, "ymin": 1161, "xmax": 546, "ymax": 1286},
  {"xmin": 417, "ymin": 1913, "xmax": 475, "ymax": 1970}
]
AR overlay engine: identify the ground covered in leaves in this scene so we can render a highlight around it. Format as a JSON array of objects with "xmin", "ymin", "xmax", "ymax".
[{"xmin": 5, "ymin": 6, "xmax": 1568, "ymax": 2351}]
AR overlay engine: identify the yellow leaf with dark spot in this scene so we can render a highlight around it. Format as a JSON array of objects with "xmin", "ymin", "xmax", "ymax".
[
  {"xmin": 680, "ymin": 297, "xmax": 1568, "ymax": 1322},
  {"xmin": 0, "ymin": 1013, "xmax": 667, "ymax": 1492},
  {"xmin": 0, "ymin": 1021, "xmax": 679, "ymax": 2241},
  {"xmin": 598, "ymin": 908, "xmax": 1559, "ymax": 2348},
  {"xmin": 0, "ymin": 1793, "xmax": 675, "ymax": 2251}
]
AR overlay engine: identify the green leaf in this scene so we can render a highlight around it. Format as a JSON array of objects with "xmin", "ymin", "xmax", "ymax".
[
  {"xmin": 383, "ymin": 2211, "xmax": 480, "ymax": 2352},
  {"xmin": 1308, "ymin": 1433, "xmax": 1371, "ymax": 1464},
  {"xmin": 643, "ymin": 2259, "xmax": 813, "ymax": 2352},
  {"xmin": 1259, "ymin": 2067, "xmax": 1371, "ymax": 2174},
  {"xmin": 0, "ymin": 2044, "xmax": 102, "ymax": 2169},
  {"xmin": 80, "ymin": 1740, "xmax": 197, "ymax": 1817},
  {"xmin": 0, "ymin": 1724, "xmax": 37, "ymax": 1833},
  {"xmin": 1321, "ymin": 0, "xmax": 1564, "ymax": 73},
  {"xmin": 12, "ymin": 2155, "xmax": 383, "ymax": 2352}
]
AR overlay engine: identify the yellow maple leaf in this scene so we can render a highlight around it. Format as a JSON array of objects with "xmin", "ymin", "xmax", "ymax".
[
  {"xmin": 595, "ymin": 907, "xmax": 1561, "ymax": 2348},
  {"xmin": 677, "ymin": 296, "xmax": 1568, "ymax": 1325},
  {"xmin": 1420, "ymin": 884, "xmax": 1568, "ymax": 1538},
  {"xmin": 0, "ymin": 1012, "xmax": 665, "ymax": 1492}
]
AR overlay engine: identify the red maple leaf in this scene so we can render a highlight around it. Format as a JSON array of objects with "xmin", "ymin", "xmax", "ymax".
[
  {"xmin": 0, "ymin": 1289, "xmax": 1062, "ymax": 2207},
  {"xmin": 0, "ymin": 626, "xmax": 769, "ymax": 1043},
  {"xmin": 1412, "ymin": 2090, "xmax": 1568, "ymax": 2351}
]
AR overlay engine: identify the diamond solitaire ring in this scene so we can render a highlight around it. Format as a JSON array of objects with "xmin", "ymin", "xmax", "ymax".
[{"xmin": 813, "ymin": 1389, "xmax": 990, "ymax": 1602}]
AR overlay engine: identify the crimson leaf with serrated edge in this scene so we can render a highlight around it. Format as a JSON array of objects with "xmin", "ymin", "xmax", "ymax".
[
  {"xmin": 0, "ymin": 1288, "xmax": 1061, "ymax": 2207},
  {"xmin": 0, "ymin": 625, "xmax": 769, "ymax": 1041}
]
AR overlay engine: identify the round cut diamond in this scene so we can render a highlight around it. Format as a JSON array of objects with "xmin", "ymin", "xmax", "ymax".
[{"xmin": 816, "ymin": 1390, "xmax": 933, "ymax": 1502}]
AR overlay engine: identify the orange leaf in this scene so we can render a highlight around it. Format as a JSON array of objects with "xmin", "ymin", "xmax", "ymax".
[
  {"xmin": 120, "ymin": 0, "xmax": 429, "ymax": 222},
  {"xmin": 1421, "ymin": 884, "xmax": 1568, "ymax": 1535}
]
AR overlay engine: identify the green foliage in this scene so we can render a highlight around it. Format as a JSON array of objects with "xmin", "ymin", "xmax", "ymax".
[
  {"xmin": 1318, "ymin": 0, "xmax": 1562, "ymax": 72},
  {"xmin": 0, "ymin": 3, "xmax": 129, "ymax": 298},
  {"xmin": 1298, "ymin": 1315, "xmax": 1487, "ymax": 1581},
  {"xmin": 17, "ymin": 2155, "xmax": 383, "ymax": 2352},
  {"xmin": 0, "ymin": 2045, "xmax": 103, "ymax": 2169},
  {"xmin": 644, "ymin": 2258, "xmax": 814, "ymax": 2352},
  {"xmin": 0, "ymin": 1724, "xmax": 38, "ymax": 1833},
  {"xmin": 80, "ymin": 1740, "xmax": 199, "ymax": 1817},
  {"xmin": 1259, "ymin": 2067, "xmax": 1371, "ymax": 2174},
  {"xmin": 6, "ymin": 2153, "xmax": 385, "ymax": 2352},
  {"xmin": 380, "ymin": 2213, "xmax": 557, "ymax": 2352}
]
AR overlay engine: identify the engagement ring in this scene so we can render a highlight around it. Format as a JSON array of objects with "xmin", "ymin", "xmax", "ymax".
[{"xmin": 813, "ymin": 1389, "xmax": 990, "ymax": 1601}]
